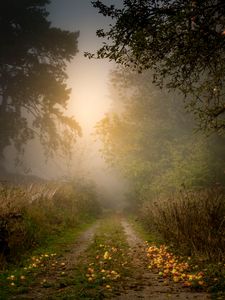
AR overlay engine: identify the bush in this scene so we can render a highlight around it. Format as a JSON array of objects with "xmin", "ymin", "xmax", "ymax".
[
  {"xmin": 139, "ymin": 187, "xmax": 225, "ymax": 260},
  {"xmin": 0, "ymin": 181, "xmax": 101, "ymax": 268}
]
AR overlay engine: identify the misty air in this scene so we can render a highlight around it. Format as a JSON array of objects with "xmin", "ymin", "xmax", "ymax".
[{"xmin": 0, "ymin": 1, "xmax": 225, "ymax": 299}]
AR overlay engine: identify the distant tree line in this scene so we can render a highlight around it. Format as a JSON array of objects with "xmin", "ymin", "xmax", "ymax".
[{"xmin": 96, "ymin": 68, "xmax": 225, "ymax": 205}]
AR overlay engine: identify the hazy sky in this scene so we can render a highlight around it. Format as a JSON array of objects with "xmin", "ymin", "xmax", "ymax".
[
  {"xmin": 46, "ymin": 0, "xmax": 127, "ymax": 203},
  {"xmin": 5, "ymin": 0, "xmax": 128, "ymax": 203},
  {"xmin": 48, "ymin": 0, "xmax": 122, "ymax": 133}
]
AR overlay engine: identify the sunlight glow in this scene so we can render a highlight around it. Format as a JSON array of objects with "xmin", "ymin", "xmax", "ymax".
[{"xmin": 67, "ymin": 54, "xmax": 111, "ymax": 134}]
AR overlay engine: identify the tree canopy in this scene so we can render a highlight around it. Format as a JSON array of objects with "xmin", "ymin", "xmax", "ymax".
[
  {"xmin": 89, "ymin": 0, "xmax": 225, "ymax": 133},
  {"xmin": 0, "ymin": 0, "xmax": 81, "ymax": 161},
  {"xmin": 96, "ymin": 68, "xmax": 225, "ymax": 204}
]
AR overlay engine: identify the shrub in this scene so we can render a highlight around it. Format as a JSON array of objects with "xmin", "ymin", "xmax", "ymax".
[
  {"xmin": 0, "ymin": 181, "xmax": 101, "ymax": 268},
  {"xmin": 139, "ymin": 187, "xmax": 225, "ymax": 260}
]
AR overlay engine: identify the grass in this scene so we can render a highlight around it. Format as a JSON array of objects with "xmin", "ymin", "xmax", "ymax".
[
  {"xmin": 139, "ymin": 188, "xmax": 225, "ymax": 260},
  {"xmin": 29, "ymin": 217, "xmax": 97, "ymax": 257},
  {"xmin": 3, "ymin": 211, "xmax": 225, "ymax": 299},
  {"xmin": 127, "ymin": 214, "xmax": 164, "ymax": 246},
  {"xmin": 0, "ymin": 181, "xmax": 101, "ymax": 268},
  {"xmin": 0, "ymin": 218, "xmax": 97, "ymax": 300},
  {"xmin": 0, "ymin": 215, "xmax": 131, "ymax": 300},
  {"xmin": 130, "ymin": 211, "xmax": 225, "ymax": 300},
  {"xmin": 58, "ymin": 214, "xmax": 132, "ymax": 299}
]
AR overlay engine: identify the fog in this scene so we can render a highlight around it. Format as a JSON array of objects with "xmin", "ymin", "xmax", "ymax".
[
  {"xmin": 1, "ymin": 0, "xmax": 128, "ymax": 208},
  {"xmin": 1, "ymin": 2, "xmax": 225, "ymax": 295},
  {"xmin": 2, "ymin": 0, "xmax": 225, "ymax": 210}
]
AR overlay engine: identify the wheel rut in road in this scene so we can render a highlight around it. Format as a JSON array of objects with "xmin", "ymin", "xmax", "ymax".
[
  {"xmin": 113, "ymin": 219, "xmax": 210, "ymax": 300},
  {"xmin": 12, "ymin": 222, "xmax": 99, "ymax": 299},
  {"xmin": 9, "ymin": 217, "xmax": 211, "ymax": 300}
]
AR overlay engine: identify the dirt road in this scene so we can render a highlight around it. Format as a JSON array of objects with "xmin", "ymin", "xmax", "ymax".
[
  {"xmin": 115, "ymin": 219, "xmax": 210, "ymax": 300},
  {"xmin": 11, "ymin": 223, "xmax": 99, "ymax": 299},
  {"xmin": 5, "ymin": 216, "xmax": 212, "ymax": 299}
]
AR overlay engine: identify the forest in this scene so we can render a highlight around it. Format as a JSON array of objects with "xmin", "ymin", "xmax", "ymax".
[{"xmin": 1, "ymin": 0, "xmax": 225, "ymax": 299}]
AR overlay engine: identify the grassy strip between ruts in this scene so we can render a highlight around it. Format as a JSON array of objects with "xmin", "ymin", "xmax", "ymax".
[
  {"xmin": 58, "ymin": 214, "xmax": 132, "ymax": 299},
  {"xmin": 128, "ymin": 215, "xmax": 225, "ymax": 300},
  {"xmin": 0, "ymin": 218, "xmax": 96, "ymax": 300}
]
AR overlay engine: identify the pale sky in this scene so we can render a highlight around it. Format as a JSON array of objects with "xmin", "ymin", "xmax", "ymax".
[
  {"xmin": 4, "ymin": 0, "xmax": 128, "ymax": 205},
  {"xmin": 47, "ymin": 0, "xmax": 127, "ymax": 201},
  {"xmin": 48, "ymin": 0, "xmax": 121, "ymax": 134}
]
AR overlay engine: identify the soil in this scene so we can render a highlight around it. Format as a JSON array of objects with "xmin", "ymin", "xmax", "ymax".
[
  {"xmin": 12, "ymin": 223, "xmax": 99, "ymax": 299},
  {"xmin": 114, "ymin": 219, "xmax": 210, "ymax": 300},
  {"xmin": 9, "ymin": 217, "xmax": 211, "ymax": 299}
]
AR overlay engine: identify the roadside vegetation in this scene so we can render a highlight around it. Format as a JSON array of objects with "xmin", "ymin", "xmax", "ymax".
[
  {"xmin": 0, "ymin": 215, "xmax": 132, "ymax": 299},
  {"xmin": 129, "ymin": 212, "xmax": 225, "ymax": 299},
  {"xmin": 0, "ymin": 222, "xmax": 95, "ymax": 299},
  {"xmin": 96, "ymin": 68, "xmax": 225, "ymax": 298},
  {"xmin": 1, "ymin": 0, "xmax": 225, "ymax": 299},
  {"xmin": 0, "ymin": 180, "xmax": 101, "ymax": 269},
  {"xmin": 139, "ymin": 188, "xmax": 225, "ymax": 261}
]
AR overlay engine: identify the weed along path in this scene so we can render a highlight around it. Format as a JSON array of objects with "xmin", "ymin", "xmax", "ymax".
[
  {"xmin": 0, "ymin": 222, "xmax": 99, "ymax": 300},
  {"xmin": 118, "ymin": 219, "xmax": 210, "ymax": 300},
  {"xmin": 1, "ymin": 215, "xmax": 211, "ymax": 299}
]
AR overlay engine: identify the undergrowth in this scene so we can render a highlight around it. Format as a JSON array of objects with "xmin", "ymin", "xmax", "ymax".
[
  {"xmin": 0, "ymin": 181, "xmax": 101, "ymax": 269},
  {"xmin": 134, "ymin": 188, "xmax": 225, "ymax": 299},
  {"xmin": 139, "ymin": 187, "xmax": 225, "ymax": 260},
  {"xmin": 0, "ymin": 220, "xmax": 95, "ymax": 300}
]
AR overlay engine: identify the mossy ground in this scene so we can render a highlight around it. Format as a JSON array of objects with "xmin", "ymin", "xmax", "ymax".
[
  {"xmin": 0, "ymin": 219, "xmax": 96, "ymax": 299},
  {"xmin": 58, "ymin": 214, "xmax": 132, "ymax": 299}
]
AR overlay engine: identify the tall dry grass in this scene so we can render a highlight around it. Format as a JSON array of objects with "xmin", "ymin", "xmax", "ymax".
[
  {"xmin": 140, "ymin": 187, "xmax": 225, "ymax": 260},
  {"xmin": 0, "ymin": 181, "xmax": 101, "ymax": 268}
]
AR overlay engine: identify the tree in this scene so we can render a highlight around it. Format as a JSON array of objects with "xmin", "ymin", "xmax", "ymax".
[
  {"xmin": 0, "ymin": 0, "xmax": 81, "ymax": 161},
  {"xmin": 89, "ymin": 0, "xmax": 225, "ymax": 132},
  {"xmin": 96, "ymin": 68, "xmax": 225, "ymax": 204}
]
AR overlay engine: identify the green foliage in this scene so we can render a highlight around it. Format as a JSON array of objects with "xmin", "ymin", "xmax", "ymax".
[
  {"xmin": 0, "ymin": 0, "xmax": 81, "ymax": 160},
  {"xmin": 96, "ymin": 69, "xmax": 225, "ymax": 204},
  {"xmin": 90, "ymin": 0, "xmax": 225, "ymax": 132}
]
